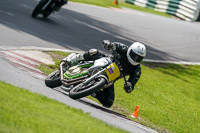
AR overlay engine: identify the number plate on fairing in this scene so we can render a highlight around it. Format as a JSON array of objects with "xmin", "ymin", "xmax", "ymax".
[{"xmin": 105, "ymin": 63, "xmax": 120, "ymax": 81}]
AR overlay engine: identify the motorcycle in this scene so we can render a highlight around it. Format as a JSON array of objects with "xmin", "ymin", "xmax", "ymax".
[
  {"xmin": 45, "ymin": 51, "xmax": 128, "ymax": 99},
  {"xmin": 32, "ymin": 0, "xmax": 67, "ymax": 18}
]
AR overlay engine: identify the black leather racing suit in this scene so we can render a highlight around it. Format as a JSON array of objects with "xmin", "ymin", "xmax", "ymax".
[{"xmin": 82, "ymin": 42, "xmax": 141, "ymax": 108}]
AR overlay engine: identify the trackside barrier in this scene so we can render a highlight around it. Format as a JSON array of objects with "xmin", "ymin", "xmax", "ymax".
[{"xmin": 125, "ymin": 0, "xmax": 200, "ymax": 21}]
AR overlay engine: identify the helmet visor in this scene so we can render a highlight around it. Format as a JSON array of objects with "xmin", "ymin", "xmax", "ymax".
[{"xmin": 130, "ymin": 50, "xmax": 144, "ymax": 63}]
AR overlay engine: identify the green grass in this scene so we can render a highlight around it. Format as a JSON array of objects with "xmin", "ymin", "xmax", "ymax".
[
  {"xmin": 38, "ymin": 52, "xmax": 200, "ymax": 133},
  {"xmin": 38, "ymin": 51, "xmax": 70, "ymax": 75},
  {"xmin": 70, "ymin": 0, "xmax": 117, "ymax": 7},
  {"xmin": 113, "ymin": 63, "xmax": 200, "ymax": 133},
  {"xmin": 120, "ymin": 2, "xmax": 172, "ymax": 18},
  {"xmin": 0, "ymin": 81, "xmax": 127, "ymax": 133},
  {"xmin": 69, "ymin": 0, "xmax": 172, "ymax": 18}
]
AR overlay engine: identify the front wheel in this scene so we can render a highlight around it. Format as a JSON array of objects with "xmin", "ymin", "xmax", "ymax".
[
  {"xmin": 45, "ymin": 70, "xmax": 62, "ymax": 88},
  {"xmin": 69, "ymin": 77, "xmax": 106, "ymax": 99},
  {"xmin": 32, "ymin": 0, "xmax": 50, "ymax": 18}
]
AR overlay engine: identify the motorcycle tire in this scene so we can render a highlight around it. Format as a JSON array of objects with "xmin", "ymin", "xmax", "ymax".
[
  {"xmin": 32, "ymin": 0, "xmax": 50, "ymax": 18},
  {"xmin": 45, "ymin": 70, "xmax": 62, "ymax": 88},
  {"xmin": 69, "ymin": 77, "xmax": 106, "ymax": 99}
]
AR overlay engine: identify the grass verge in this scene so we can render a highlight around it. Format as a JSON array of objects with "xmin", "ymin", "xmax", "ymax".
[
  {"xmin": 39, "ymin": 51, "xmax": 200, "ymax": 133},
  {"xmin": 0, "ymin": 81, "xmax": 127, "ymax": 133},
  {"xmin": 38, "ymin": 51, "xmax": 70, "ymax": 75},
  {"xmin": 114, "ymin": 63, "xmax": 200, "ymax": 133},
  {"xmin": 69, "ymin": 0, "xmax": 172, "ymax": 18}
]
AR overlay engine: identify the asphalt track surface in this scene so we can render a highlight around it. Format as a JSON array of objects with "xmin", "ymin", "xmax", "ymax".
[{"xmin": 0, "ymin": 0, "xmax": 200, "ymax": 62}]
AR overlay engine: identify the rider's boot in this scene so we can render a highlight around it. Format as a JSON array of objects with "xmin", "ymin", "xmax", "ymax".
[
  {"xmin": 60, "ymin": 0, "xmax": 67, "ymax": 5},
  {"xmin": 55, "ymin": 0, "xmax": 67, "ymax": 11},
  {"xmin": 95, "ymin": 85, "xmax": 115, "ymax": 108},
  {"xmin": 91, "ymin": 93, "xmax": 97, "ymax": 98}
]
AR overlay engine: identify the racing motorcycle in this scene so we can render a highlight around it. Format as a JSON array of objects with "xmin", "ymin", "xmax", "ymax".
[
  {"xmin": 45, "ymin": 51, "xmax": 128, "ymax": 99},
  {"xmin": 32, "ymin": 0, "xmax": 67, "ymax": 18}
]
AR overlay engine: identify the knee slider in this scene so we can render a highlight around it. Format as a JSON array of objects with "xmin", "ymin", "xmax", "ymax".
[{"xmin": 88, "ymin": 49, "xmax": 98, "ymax": 56}]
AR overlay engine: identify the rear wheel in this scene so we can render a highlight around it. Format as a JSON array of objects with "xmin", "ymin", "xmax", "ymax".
[
  {"xmin": 32, "ymin": 0, "xmax": 50, "ymax": 18},
  {"xmin": 45, "ymin": 70, "xmax": 62, "ymax": 88},
  {"xmin": 69, "ymin": 77, "xmax": 106, "ymax": 99}
]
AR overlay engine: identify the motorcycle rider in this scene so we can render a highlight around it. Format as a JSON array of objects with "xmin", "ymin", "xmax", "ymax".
[
  {"xmin": 67, "ymin": 40, "xmax": 146, "ymax": 108},
  {"xmin": 54, "ymin": 0, "xmax": 67, "ymax": 11}
]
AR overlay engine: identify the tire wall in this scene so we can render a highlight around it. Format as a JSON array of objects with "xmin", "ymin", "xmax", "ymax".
[{"xmin": 125, "ymin": 0, "xmax": 200, "ymax": 21}]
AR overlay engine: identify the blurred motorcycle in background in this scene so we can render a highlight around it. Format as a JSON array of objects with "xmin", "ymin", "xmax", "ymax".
[{"xmin": 32, "ymin": 0, "xmax": 68, "ymax": 18}]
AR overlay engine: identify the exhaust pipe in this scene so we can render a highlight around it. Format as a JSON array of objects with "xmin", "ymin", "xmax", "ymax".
[{"xmin": 60, "ymin": 61, "xmax": 65, "ymax": 82}]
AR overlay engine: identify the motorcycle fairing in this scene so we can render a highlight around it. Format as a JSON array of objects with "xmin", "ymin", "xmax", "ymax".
[{"xmin": 105, "ymin": 63, "xmax": 120, "ymax": 81}]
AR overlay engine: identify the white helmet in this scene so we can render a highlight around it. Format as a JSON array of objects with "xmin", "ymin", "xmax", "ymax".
[{"xmin": 127, "ymin": 42, "xmax": 146, "ymax": 66}]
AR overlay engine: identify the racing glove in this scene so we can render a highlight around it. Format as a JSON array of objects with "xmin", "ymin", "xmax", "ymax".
[
  {"xmin": 102, "ymin": 40, "xmax": 111, "ymax": 50},
  {"xmin": 123, "ymin": 82, "xmax": 133, "ymax": 93},
  {"xmin": 102, "ymin": 40, "xmax": 116, "ymax": 51}
]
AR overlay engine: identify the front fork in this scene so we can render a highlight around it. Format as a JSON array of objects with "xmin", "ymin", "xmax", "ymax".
[
  {"xmin": 59, "ymin": 61, "xmax": 67, "ymax": 84},
  {"xmin": 82, "ymin": 68, "xmax": 109, "ymax": 85}
]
